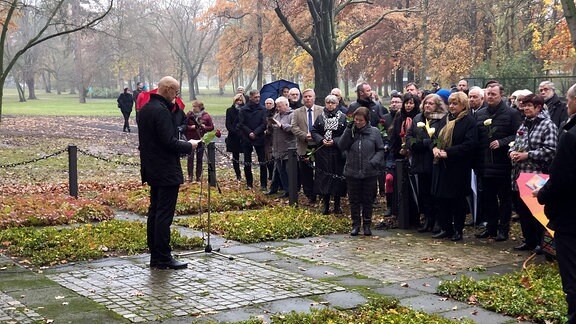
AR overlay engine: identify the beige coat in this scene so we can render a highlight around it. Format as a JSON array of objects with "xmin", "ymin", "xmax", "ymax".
[{"xmin": 291, "ymin": 104, "xmax": 324, "ymax": 155}]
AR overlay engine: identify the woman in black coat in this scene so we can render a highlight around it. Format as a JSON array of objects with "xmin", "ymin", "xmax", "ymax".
[
  {"xmin": 117, "ymin": 87, "xmax": 134, "ymax": 132},
  {"xmin": 225, "ymin": 94, "xmax": 245, "ymax": 180},
  {"xmin": 339, "ymin": 107, "xmax": 386, "ymax": 236},
  {"xmin": 406, "ymin": 93, "xmax": 447, "ymax": 232},
  {"xmin": 311, "ymin": 95, "xmax": 347, "ymax": 215},
  {"xmin": 431, "ymin": 92, "xmax": 478, "ymax": 241}
]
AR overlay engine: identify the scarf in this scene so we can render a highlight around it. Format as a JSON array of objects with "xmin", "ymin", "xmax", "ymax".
[
  {"xmin": 438, "ymin": 108, "xmax": 469, "ymax": 149},
  {"xmin": 323, "ymin": 109, "xmax": 342, "ymax": 140}
]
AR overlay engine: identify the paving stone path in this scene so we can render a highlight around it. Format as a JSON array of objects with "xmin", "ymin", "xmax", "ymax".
[
  {"xmin": 48, "ymin": 257, "xmax": 343, "ymax": 323},
  {"xmin": 0, "ymin": 213, "xmax": 535, "ymax": 323}
]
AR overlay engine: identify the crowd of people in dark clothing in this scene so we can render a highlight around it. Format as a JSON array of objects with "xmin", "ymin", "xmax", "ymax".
[
  {"xmin": 223, "ymin": 80, "xmax": 576, "ymax": 321},
  {"xmin": 135, "ymin": 75, "xmax": 575, "ymax": 318}
]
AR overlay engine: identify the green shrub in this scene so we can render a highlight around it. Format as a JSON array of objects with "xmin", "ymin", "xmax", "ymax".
[
  {"xmin": 176, "ymin": 206, "xmax": 350, "ymax": 243},
  {"xmin": 437, "ymin": 263, "xmax": 567, "ymax": 323},
  {"xmin": 228, "ymin": 296, "xmax": 467, "ymax": 323},
  {"xmin": 0, "ymin": 220, "xmax": 203, "ymax": 267}
]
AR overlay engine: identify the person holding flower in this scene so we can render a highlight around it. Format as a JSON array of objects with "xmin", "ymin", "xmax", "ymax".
[
  {"xmin": 430, "ymin": 92, "xmax": 478, "ymax": 241},
  {"xmin": 339, "ymin": 107, "xmax": 386, "ymax": 236},
  {"xmin": 508, "ymin": 94, "xmax": 557, "ymax": 251},
  {"xmin": 474, "ymin": 83, "xmax": 522, "ymax": 241},
  {"xmin": 385, "ymin": 93, "xmax": 421, "ymax": 226},
  {"xmin": 185, "ymin": 100, "xmax": 214, "ymax": 182},
  {"xmin": 406, "ymin": 94, "xmax": 447, "ymax": 233},
  {"xmin": 311, "ymin": 95, "xmax": 348, "ymax": 214}
]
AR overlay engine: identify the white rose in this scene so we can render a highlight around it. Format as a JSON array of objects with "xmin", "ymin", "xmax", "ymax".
[
  {"xmin": 483, "ymin": 119, "xmax": 492, "ymax": 126},
  {"xmin": 417, "ymin": 122, "xmax": 426, "ymax": 128},
  {"xmin": 509, "ymin": 141, "xmax": 515, "ymax": 147},
  {"xmin": 427, "ymin": 127, "xmax": 436, "ymax": 138}
]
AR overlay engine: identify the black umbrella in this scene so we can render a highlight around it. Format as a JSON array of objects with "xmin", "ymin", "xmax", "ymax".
[{"xmin": 259, "ymin": 79, "xmax": 299, "ymax": 106}]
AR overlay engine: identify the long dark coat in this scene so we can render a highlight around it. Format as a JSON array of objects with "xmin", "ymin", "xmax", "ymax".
[
  {"xmin": 138, "ymin": 94, "xmax": 193, "ymax": 186},
  {"xmin": 311, "ymin": 110, "xmax": 347, "ymax": 196},
  {"xmin": 431, "ymin": 113, "xmax": 478, "ymax": 198},
  {"xmin": 225, "ymin": 105, "xmax": 242, "ymax": 153},
  {"xmin": 407, "ymin": 113, "xmax": 447, "ymax": 175}
]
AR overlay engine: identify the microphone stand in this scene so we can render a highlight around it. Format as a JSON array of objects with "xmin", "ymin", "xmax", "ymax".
[{"xmin": 177, "ymin": 142, "xmax": 233, "ymax": 260}]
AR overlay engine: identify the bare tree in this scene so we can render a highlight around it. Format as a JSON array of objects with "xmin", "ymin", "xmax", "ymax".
[
  {"xmin": 150, "ymin": 0, "xmax": 223, "ymax": 100},
  {"xmin": 0, "ymin": 0, "xmax": 113, "ymax": 124}
]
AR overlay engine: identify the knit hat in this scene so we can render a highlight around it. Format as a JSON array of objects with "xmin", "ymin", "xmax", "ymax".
[{"xmin": 436, "ymin": 89, "xmax": 451, "ymax": 105}]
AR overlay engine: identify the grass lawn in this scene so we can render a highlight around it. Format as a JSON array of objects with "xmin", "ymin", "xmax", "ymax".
[{"xmin": 1, "ymin": 88, "xmax": 234, "ymax": 117}]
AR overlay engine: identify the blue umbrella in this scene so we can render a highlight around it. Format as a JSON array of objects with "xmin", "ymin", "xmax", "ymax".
[{"xmin": 259, "ymin": 79, "xmax": 299, "ymax": 106}]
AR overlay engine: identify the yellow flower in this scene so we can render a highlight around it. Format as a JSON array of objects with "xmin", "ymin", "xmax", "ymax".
[
  {"xmin": 417, "ymin": 122, "xmax": 426, "ymax": 128},
  {"xmin": 483, "ymin": 119, "xmax": 492, "ymax": 126}
]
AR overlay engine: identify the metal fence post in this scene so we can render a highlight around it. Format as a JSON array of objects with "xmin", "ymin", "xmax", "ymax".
[
  {"xmin": 396, "ymin": 158, "xmax": 409, "ymax": 229},
  {"xmin": 287, "ymin": 148, "xmax": 298, "ymax": 206},
  {"xmin": 207, "ymin": 142, "xmax": 217, "ymax": 187},
  {"xmin": 68, "ymin": 145, "xmax": 78, "ymax": 198}
]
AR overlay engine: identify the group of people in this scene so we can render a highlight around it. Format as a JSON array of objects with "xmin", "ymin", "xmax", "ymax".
[{"xmin": 136, "ymin": 75, "xmax": 575, "ymax": 322}]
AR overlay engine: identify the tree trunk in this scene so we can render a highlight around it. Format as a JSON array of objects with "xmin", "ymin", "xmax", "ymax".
[
  {"xmin": 42, "ymin": 72, "xmax": 51, "ymax": 93},
  {"xmin": 418, "ymin": 0, "xmax": 429, "ymax": 86},
  {"xmin": 395, "ymin": 67, "xmax": 404, "ymax": 92},
  {"xmin": 561, "ymin": 0, "xmax": 576, "ymax": 49},
  {"xmin": 313, "ymin": 56, "xmax": 338, "ymax": 105},
  {"xmin": 256, "ymin": 8, "xmax": 263, "ymax": 90},
  {"xmin": 14, "ymin": 74, "xmax": 26, "ymax": 102},
  {"xmin": 26, "ymin": 76, "xmax": 37, "ymax": 100}
]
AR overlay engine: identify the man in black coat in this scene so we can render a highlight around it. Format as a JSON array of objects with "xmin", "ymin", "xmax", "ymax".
[
  {"xmin": 347, "ymin": 82, "xmax": 388, "ymax": 126},
  {"xmin": 237, "ymin": 89, "xmax": 268, "ymax": 190},
  {"xmin": 539, "ymin": 81, "xmax": 568, "ymax": 128},
  {"xmin": 474, "ymin": 83, "xmax": 522, "ymax": 242},
  {"xmin": 537, "ymin": 83, "xmax": 576, "ymax": 323},
  {"xmin": 138, "ymin": 76, "xmax": 200, "ymax": 270}
]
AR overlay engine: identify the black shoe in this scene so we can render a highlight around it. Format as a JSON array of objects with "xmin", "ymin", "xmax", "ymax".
[
  {"xmin": 383, "ymin": 209, "xmax": 392, "ymax": 217},
  {"xmin": 350, "ymin": 226, "xmax": 360, "ymax": 236},
  {"xmin": 265, "ymin": 190, "xmax": 278, "ymax": 195},
  {"xmin": 363, "ymin": 224, "xmax": 372, "ymax": 236},
  {"xmin": 333, "ymin": 207, "xmax": 344, "ymax": 215},
  {"xmin": 307, "ymin": 197, "xmax": 317, "ymax": 204},
  {"xmin": 494, "ymin": 233, "xmax": 508, "ymax": 242},
  {"xmin": 533, "ymin": 245, "xmax": 543, "ymax": 255},
  {"xmin": 451, "ymin": 232, "xmax": 463, "ymax": 241},
  {"xmin": 513, "ymin": 243, "xmax": 536, "ymax": 251},
  {"xmin": 151, "ymin": 258, "xmax": 188, "ymax": 270},
  {"xmin": 279, "ymin": 192, "xmax": 289, "ymax": 198},
  {"xmin": 475, "ymin": 229, "xmax": 495, "ymax": 239},
  {"xmin": 432, "ymin": 230, "xmax": 451, "ymax": 239},
  {"xmin": 464, "ymin": 220, "xmax": 474, "ymax": 227},
  {"xmin": 127, "ymin": 127, "xmax": 131, "ymax": 133}
]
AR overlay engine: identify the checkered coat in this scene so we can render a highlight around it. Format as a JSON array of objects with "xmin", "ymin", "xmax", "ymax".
[{"xmin": 509, "ymin": 111, "xmax": 558, "ymax": 191}]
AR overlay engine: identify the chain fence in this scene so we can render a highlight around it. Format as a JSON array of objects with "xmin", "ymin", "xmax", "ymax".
[
  {"xmin": 1, "ymin": 143, "xmax": 347, "ymax": 181},
  {"xmin": 0, "ymin": 148, "xmax": 68, "ymax": 169}
]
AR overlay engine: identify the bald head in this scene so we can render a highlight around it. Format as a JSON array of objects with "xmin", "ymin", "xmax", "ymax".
[{"xmin": 157, "ymin": 76, "xmax": 179, "ymax": 102}]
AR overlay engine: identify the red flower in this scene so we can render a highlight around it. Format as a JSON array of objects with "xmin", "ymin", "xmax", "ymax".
[
  {"xmin": 379, "ymin": 118, "xmax": 386, "ymax": 125},
  {"xmin": 517, "ymin": 130, "xmax": 524, "ymax": 136},
  {"xmin": 215, "ymin": 129, "xmax": 222, "ymax": 138}
]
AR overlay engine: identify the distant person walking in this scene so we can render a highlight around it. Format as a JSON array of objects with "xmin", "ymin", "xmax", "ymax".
[{"xmin": 117, "ymin": 88, "xmax": 134, "ymax": 132}]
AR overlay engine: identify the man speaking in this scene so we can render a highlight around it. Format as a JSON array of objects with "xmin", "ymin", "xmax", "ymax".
[{"xmin": 138, "ymin": 76, "xmax": 200, "ymax": 270}]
